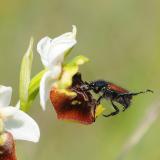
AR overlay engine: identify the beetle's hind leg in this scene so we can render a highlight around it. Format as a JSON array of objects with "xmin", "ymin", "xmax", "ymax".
[
  {"xmin": 122, "ymin": 97, "xmax": 130, "ymax": 112},
  {"xmin": 118, "ymin": 89, "xmax": 153, "ymax": 97},
  {"xmin": 130, "ymin": 89, "xmax": 153, "ymax": 96},
  {"xmin": 103, "ymin": 100, "xmax": 120, "ymax": 118}
]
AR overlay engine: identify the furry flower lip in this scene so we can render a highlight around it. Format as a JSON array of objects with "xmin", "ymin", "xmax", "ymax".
[
  {"xmin": 81, "ymin": 80, "xmax": 153, "ymax": 117},
  {"xmin": 50, "ymin": 73, "xmax": 101, "ymax": 125}
]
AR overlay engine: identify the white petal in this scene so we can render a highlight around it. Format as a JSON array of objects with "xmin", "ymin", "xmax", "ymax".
[
  {"xmin": 40, "ymin": 65, "xmax": 61, "ymax": 110},
  {"xmin": 52, "ymin": 25, "xmax": 77, "ymax": 43},
  {"xmin": 37, "ymin": 26, "xmax": 77, "ymax": 69},
  {"xmin": 37, "ymin": 36, "xmax": 52, "ymax": 67},
  {"xmin": 4, "ymin": 107, "xmax": 40, "ymax": 143},
  {"xmin": 0, "ymin": 106, "xmax": 17, "ymax": 118},
  {"xmin": 0, "ymin": 85, "xmax": 12, "ymax": 107}
]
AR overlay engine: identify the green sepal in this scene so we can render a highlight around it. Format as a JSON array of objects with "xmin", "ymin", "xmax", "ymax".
[
  {"xmin": 57, "ymin": 55, "xmax": 89, "ymax": 89},
  {"xmin": 19, "ymin": 38, "xmax": 34, "ymax": 111},
  {"xmin": 21, "ymin": 69, "xmax": 47, "ymax": 112}
]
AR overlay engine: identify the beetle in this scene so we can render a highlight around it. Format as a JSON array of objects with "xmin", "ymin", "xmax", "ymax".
[{"xmin": 81, "ymin": 80, "xmax": 153, "ymax": 117}]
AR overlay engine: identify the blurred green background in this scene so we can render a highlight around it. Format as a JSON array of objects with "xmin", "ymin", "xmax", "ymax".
[{"xmin": 0, "ymin": 0, "xmax": 160, "ymax": 159}]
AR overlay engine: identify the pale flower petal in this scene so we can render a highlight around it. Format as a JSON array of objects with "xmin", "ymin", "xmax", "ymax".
[
  {"xmin": 4, "ymin": 107, "xmax": 40, "ymax": 143},
  {"xmin": 0, "ymin": 86, "xmax": 12, "ymax": 107},
  {"xmin": 0, "ymin": 106, "xmax": 17, "ymax": 118},
  {"xmin": 40, "ymin": 65, "xmax": 61, "ymax": 110},
  {"xmin": 37, "ymin": 36, "xmax": 52, "ymax": 67},
  {"xmin": 37, "ymin": 26, "xmax": 77, "ymax": 69}
]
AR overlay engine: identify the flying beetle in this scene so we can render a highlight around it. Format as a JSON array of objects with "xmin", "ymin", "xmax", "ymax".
[{"xmin": 81, "ymin": 80, "xmax": 153, "ymax": 117}]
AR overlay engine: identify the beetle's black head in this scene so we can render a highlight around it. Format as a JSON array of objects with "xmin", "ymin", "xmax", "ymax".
[{"xmin": 85, "ymin": 80, "xmax": 107, "ymax": 93}]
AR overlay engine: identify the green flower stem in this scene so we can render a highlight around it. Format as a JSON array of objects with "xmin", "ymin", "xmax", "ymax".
[{"xmin": 0, "ymin": 119, "xmax": 4, "ymax": 134}]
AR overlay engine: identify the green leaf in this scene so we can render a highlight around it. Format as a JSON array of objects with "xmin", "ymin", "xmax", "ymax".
[
  {"xmin": 22, "ymin": 69, "xmax": 47, "ymax": 112},
  {"xmin": 57, "ymin": 55, "xmax": 89, "ymax": 89},
  {"xmin": 19, "ymin": 38, "xmax": 34, "ymax": 111}
]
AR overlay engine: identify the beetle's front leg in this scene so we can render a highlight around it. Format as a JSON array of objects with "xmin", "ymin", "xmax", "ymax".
[
  {"xmin": 96, "ymin": 96, "xmax": 104, "ymax": 105},
  {"xmin": 80, "ymin": 82, "xmax": 91, "ymax": 91},
  {"xmin": 96, "ymin": 89, "xmax": 110, "ymax": 105}
]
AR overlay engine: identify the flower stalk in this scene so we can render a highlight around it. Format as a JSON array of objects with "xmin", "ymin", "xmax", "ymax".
[{"xmin": 0, "ymin": 119, "xmax": 4, "ymax": 134}]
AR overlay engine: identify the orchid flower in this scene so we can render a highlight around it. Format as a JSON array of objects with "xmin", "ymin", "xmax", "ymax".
[
  {"xmin": 37, "ymin": 25, "xmax": 77, "ymax": 110},
  {"xmin": 0, "ymin": 85, "xmax": 40, "ymax": 143},
  {"xmin": 37, "ymin": 26, "xmax": 105, "ymax": 124}
]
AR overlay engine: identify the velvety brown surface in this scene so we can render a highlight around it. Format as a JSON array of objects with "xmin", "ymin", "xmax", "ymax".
[
  {"xmin": 0, "ymin": 132, "xmax": 16, "ymax": 160},
  {"xmin": 50, "ymin": 73, "xmax": 97, "ymax": 125}
]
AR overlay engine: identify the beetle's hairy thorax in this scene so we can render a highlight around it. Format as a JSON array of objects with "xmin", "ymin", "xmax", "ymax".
[{"xmin": 97, "ymin": 82, "xmax": 132, "ymax": 108}]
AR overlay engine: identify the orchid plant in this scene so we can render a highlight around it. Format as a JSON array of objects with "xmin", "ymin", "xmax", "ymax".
[
  {"xmin": 0, "ymin": 25, "xmax": 105, "ymax": 160},
  {"xmin": 0, "ymin": 38, "xmax": 40, "ymax": 160}
]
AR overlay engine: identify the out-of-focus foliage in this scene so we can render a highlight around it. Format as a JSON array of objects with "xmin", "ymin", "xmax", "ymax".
[{"xmin": 0, "ymin": 0, "xmax": 160, "ymax": 160}]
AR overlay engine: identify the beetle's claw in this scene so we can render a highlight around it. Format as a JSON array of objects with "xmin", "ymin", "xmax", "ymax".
[{"xmin": 146, "ymin": 89, "xmax": 154, "ymax": 93}]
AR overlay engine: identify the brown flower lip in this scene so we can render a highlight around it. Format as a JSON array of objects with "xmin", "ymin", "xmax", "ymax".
[
  {"xmin": 50, "ymin": 73, "xmax": 98, "ymax": 125},
  {"xmin": 0, "ymin": 132, "xmax": 16, "ymax": 160}
]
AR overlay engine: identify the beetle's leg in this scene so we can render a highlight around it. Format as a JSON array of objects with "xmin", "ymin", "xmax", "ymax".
[
  {"xmin": 118, "ymin": 89, "xmax": 153, "ymax": 97},
  {"xmin": 80, "ymin": 83, "xmax": 91, "ymax": 91},
  {"xmin": 96, "ymin": 89, "xmax": 113, "ymax": 105},
  {"xmin": 103, "ymin": 100, "xmax": 119, "ymax": 118},
  {"xmin": 129, "ymin": 90, "xmax": 153, "ymax": 96},
  {"xmin": 122, "ymin": 97, "xmax": 129, "ymax": 111},
  {"xmin": 96, "ymin": 96, "xmax": 104, "ymax": 105}
]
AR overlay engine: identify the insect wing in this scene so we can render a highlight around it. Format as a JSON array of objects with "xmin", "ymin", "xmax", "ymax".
[{"xmin": 108, "ymin": 82, "xmax": 129, "ymax": 93}]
